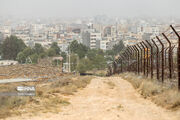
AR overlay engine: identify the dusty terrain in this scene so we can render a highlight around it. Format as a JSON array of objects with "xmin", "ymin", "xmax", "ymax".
[
  {"xmin": 0, "ymin": 59, "xmax": 63, "ymax": 80},
  {"xmin": 5, "ymin": 77, "xmax": 180, "ymax": 120}
]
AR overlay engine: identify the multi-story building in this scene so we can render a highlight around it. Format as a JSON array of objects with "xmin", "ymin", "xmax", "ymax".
[
  {"xmin": 81, "ymin": 31, "xmax": 90, "ymax": 47},
  {"xmin": 81, "ymin": 29, "xmax": 102, "ymax": 49},
  {"xmin": 90, "ymin": 32, "xmax": 102, "ymax": 49},
  {"xmin": 103, "ymin": 26, "xmax": 111, "ymax": 37},
  {"xmin": 100, "ymin": 39, "xmax": 109, "ymax": 51}
]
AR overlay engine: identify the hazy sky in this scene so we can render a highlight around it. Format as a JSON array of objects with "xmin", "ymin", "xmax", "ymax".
[{"xmin": 0, "ymin": 0, "xmax": 179, "ymax": 18}]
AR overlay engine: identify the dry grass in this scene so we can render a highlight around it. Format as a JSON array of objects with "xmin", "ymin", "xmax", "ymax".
[
  {"xmin": 153, "ymin": 89, "xmax": 180, "ymax": 109},
  {"xmin": 0, "ymin": 75, "xmax": 93, "ymax": 119},
  {"xmin": 122, "ymin": 74, "xmax": 143, "ymax": 89},
  {"xmin": 48, "ymin": 76, "xmax": 92, "ymax": 95},
  {"xmin": 0, "ymin": 63, "xmax": 63, "ymax": 80},
  {"xmin": 119, "ymin": 72, "xmax": 180, "ymax": 110},
  {"xmin": 140, "ymin": 81, "xmax": 163, "ymax": 98}
]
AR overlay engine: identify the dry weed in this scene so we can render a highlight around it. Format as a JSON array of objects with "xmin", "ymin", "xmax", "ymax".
[{"xmin": 119, "ymin": 72, "xmax": 180, "ymax": 110}]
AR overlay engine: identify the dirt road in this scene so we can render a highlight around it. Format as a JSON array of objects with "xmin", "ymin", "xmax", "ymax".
[{"xmin": 5, "ymin": 77, "xmax": 180, "ymax": 120}]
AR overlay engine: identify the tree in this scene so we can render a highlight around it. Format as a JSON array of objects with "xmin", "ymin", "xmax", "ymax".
[
  {"xmin": 93, "ymin": 54, "xmax": 107, "ymax": 70},
  {"xmin": 70, "ymin": 54, "xmax": 78, "ymax": 72},
  {"xmin": 47, "ymin": 48, "xmax": 56, "ymax": 57},
  {"xmin": 76, "ymin": 58, "xmax": 92, "ymax": 73},
  {"xmin": 39, "ymin": 52, "xmax": 47, "ymax": 59},
  {"xmin": 2, "ymin": 36, "xmax": 26, "ymax": 60},
  {"xmin": 86, "ymin": 49, "xmax": 107, "ymax": 70},
  {"xmin": 76, "ymin": 44, "xmax": 88, "ymax": 58},
  {"xmin": 34, "ymin": 43, "xmax": 44, "ymax": 55},
  {"xmin": 16, "ymin": 52, "xmax": 26, "ymax": 63},
  {"xmin": 69, "ymin": 40, "xmax": 79, "ymax": 53},
  {"xmin": 29, "ymin": 53, "xmax": 39, "ymax": 64},
  {"xmin": 87, "ymin": 49, "xmax": 97, "ymax": 60},
  {"xmin": 69, "ymin": 40, "xmax": 88, "ymax": 59},
  {"xmin": 105, "ymin": 50, "xmax": 115, "ymax": 62},
  {"xmin": 60, "ymin": 52, "xmax": 67, "ymax": 62},
  {"xmin": 106, "ymin": 50, "xmax": 114, "ymax": 55},
  {"xmin": 112, "ymin": 40, "xmax": 125, "ymax": 55},
  {"xmin": 50, "ymin": 42, "xmax": 60, "ymax": 55},
  {"xmin": 23, "ymin": 47, "xmax": 34, "ymax": 57},
  {"xmin": 16, "ymin": 47, "xmax": 34, "ymax": 63}
]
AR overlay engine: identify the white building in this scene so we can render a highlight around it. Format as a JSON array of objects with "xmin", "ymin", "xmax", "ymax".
[
  {"xmin": 137, "ymin": 25, "xmax": 160, "ymax": 35},
  {"xmin": 90, "ymin": 32, "xmax": 102, "ymax": 49},
  {"xmin": 100, "ymin": 39, "xmax": 109, "ymax": 51},
  {"xmin": 0, "ymin": 60, "xmax": 18, "ymax": 66}
]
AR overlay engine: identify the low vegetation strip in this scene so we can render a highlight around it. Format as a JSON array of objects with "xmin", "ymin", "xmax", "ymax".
[
  {"xmin": 0, "ymin": 78, "xmax": 34, "ymax": 84},
  {"xmin": 119, "ymin": 73, "xmax": 180, "ymax": 110},
  {"xmin": 0, "ymin": 75, "xmax": 93, "ymax": 119}
]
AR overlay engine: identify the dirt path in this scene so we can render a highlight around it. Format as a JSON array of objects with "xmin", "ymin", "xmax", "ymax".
[{"xmin": 5, "ymin": 77, "xmax": 180, "ymax": 120}]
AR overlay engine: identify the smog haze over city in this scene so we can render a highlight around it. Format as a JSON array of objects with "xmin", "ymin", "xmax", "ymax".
[{"xmin": 0, "ymin": 0, "xmax": 179, "ymax": 18}]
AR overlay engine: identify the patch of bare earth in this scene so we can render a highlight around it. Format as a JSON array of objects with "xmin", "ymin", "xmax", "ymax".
[{"xmin": 5, "ymin": 77, "xmax": 180, "ymax": 120}]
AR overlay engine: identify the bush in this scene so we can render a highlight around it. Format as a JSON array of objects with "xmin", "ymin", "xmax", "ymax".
[
  {"xmin": 39, "ymin": 52, "xmax": 47, "ymax": 59},
  {"xmin": 76, "ymin": 58, "xmax": 92, "ymax": 73},
  {"xmin": 29, "ymin": 53, "xmax": 39, "ymax": 64},
  {"xmin": 140, "ymin": 81, "xmax": 162, "ymax": 98},
  {"xmin": 0, "ymin": 96, "xmax": 30, "ymax": 109},
  {"xmin": 16, "ymin": 52, "xmax": 26, "ymax": 63},
  {"xmin": 153, "ymin": 90, "xmax": 180, "ymax": 109},
  {"xmin": 47, "ymin": 48, "xmax": 56, "ymax": 57}
]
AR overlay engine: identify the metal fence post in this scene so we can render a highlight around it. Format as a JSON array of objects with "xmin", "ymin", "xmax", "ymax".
[
  {"xmin": 142, "ymin": 41, "xmax": 149, "ymax": 77},
  {"xmin": 140, "ymin": 42, "xmax": 146, "ymax": 76},
  {"xmin": 156, "ymin": 36, "xmax": 164, "ymax": 83},
  {"xmin": 145, "ymin": 40, "xmax": 154, "ymax": 79},
  {"xmin": 162, "ymin": 33, "xmax": 172, "ymax": 79},
  {"xmin": 152, "ymin": 39, "xmax": 160, "ymax": 80}
]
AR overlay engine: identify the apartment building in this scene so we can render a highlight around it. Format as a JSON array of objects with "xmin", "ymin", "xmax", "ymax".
[{"xmin": 90, "ymin": 32, "xmax": 102, "ymax": 49}]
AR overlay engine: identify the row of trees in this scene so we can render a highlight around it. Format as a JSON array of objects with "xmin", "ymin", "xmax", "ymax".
[
  {"xmin": 0, "ymin": 36, "xmax": 65, "ymax": 64},
  {"xmin": 68, "ymin": 40, "xmax": 125, "ymax": 73},
  {"xmin": 0, "ymin": 35, "xmax": 125, "ymax": 73}
]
